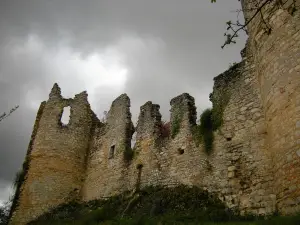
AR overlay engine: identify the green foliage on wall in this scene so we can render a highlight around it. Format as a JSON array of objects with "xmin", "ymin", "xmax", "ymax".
[
  {"xmin": 122, "ymin": 145, "xmax": 135, "ymax": 162},
  {"xmin": 121, "ymin": 140, "xmax": 139, "ymax": 162},
  {"xmin": 171, "ymin": 113, "xmax": 183, "ymax": 139},
  {"xmin": 193, "ymin": 109, "xmax": 214, "ymax": 154},
  {"xmin": 124, "ymin": 148, "xmax": 134, "ymax": 162},
  {"xmin": 200, "ymin": 109, "xmax": 214, "ymax": 154}
]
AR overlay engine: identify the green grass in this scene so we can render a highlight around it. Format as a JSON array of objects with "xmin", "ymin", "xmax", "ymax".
[
  {"xmin": 27, "ymin": 215, "xmax": 300, "ymax": 225},
  {"xmin": 28, "ymin": 185, "xmax": 300, "ymax": 225}
]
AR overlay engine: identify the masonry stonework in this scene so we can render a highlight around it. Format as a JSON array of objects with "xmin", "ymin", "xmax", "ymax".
[
  {"xmin": 10, "ymin": 1, "xmax": 300, "ymax": 224},
  {"xmin": 10, "ymin": 84, "xmax": 95, "ymax": 224},
  {"xmin": 242, "ymin": 0, "xmax": 300, "ymax": 214}
]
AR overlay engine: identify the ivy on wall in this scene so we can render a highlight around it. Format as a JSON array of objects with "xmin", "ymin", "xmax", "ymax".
[
  {"xmin": 120, "ymin": 142, "xmax": 135, "ymax": 162},
  {"xmin": 193, "ymin": 91, "xmax": 230, "ymax": 154},
  {"xmin": 193, "ymin": 62, "xmax": 240, "ymax": 154},
  {"xmin": 123, "ymin": 146, "xmax": 134, "ymax": 162},
  {"xmin": 210, "ymin": 63, "xmax": 241, "ymax": 130},
  {"xmin": 193, "ymin": 109, "xmax": 214, "ymax": 154}
]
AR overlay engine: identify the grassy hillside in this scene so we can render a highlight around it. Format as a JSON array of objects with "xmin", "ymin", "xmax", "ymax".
[{"xmin": 28, "ymin": 185, "xmax": 300, "ymax": 225}]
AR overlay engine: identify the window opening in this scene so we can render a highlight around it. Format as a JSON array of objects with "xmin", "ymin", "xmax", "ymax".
[
  {"xmin": 109, "ymin": 145, "xmax": 115, "ymax": 159},
  {"xmin": 131, "ymin": 131, "xmax": 137, "ymax": 148},
  {"xmin": 177, "ymin": 148, "xmax": 184, "ymax": 155},
  {"xmin": 61, "ymin": 106, "xmax": 71, "ymax": 125}
]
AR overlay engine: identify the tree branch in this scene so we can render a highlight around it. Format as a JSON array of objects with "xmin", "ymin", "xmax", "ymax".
[{"xmin": 221, "ymin": 0, "xmax": 274, "ymax": 48}]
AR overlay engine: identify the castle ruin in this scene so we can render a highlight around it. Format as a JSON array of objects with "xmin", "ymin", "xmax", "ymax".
[{"xmin": 10, "ymin": 0, "xmax": 300, "ymax": 224}]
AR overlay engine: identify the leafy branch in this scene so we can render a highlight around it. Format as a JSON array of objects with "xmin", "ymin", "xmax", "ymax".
[
  {"xmin": 212, "ymin": 0, "xmax": 298, "ymax": 48},
  {"xmin": 222, "ymin": 0, "xmax": 273, "ymax": 48}
]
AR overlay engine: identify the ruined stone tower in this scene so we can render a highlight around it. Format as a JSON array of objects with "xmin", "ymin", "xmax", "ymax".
[
  {"xmin": 9, "ymin": 1, "xmax": 300, "ymax": 224},
  {"xmin": 9, "ymin": 84, "xmax": 96, "ymax": 224},
  {"xmin": 241, "ymin": 0, "xmax": 300, "ymax": 214}
]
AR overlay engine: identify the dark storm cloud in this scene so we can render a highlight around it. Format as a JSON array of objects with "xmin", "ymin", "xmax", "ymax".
[{"xmin": 0, "ymin": 0, "xmax": 246, "ymax": 201}]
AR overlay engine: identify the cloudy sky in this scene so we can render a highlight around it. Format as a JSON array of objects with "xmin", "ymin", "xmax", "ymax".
[{"xmin": 0, "ymin": 0, "xmax": 247, "ymax": 204}]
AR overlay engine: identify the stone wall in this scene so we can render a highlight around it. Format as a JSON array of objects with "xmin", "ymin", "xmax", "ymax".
[
  {"xmin": 242, "ymin": 0, "xmax": 300, "ymax": 214},
  {"xmin": 208, "ymin": 45, "xmax": 275, "ymax": 215}
]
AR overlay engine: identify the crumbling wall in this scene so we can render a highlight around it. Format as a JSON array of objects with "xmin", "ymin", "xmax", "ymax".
[
  {"xmin": 128, "ymin": 94, "xmax": 202, "ymax": 189},
  {"xmin": 131, "ymin": 101, "xmax": 164, "ymax": 188},
  {"xmin": 10, "ymin": 84, "xmax": 94, "ymax": 225},
  {"xmin": 82, "ymin": 94, "xmax": 135, "ymax": 200},
  {"xmin": 128, "ymin": 48, "xmax": 275, "ymax": 215},
  {"xmin": 242, "ymin": 0, "xmax": 300, "ymax": 214},
  {"xmin": 125, "ymin": 57, "xmax": 275, "ymax": 215}
]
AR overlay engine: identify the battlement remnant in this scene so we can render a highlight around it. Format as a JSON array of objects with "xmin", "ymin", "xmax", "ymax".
[
  {"xmin": 136, "ymin": 101, "xmax": 162, "ymax": 141},
  {"xmin": 49, "ymin": 83, "xmax": 62, "ymax": 99},
  {"xmin": 105, "ymin": 93, "xmax": 135, "ymax": 153},
  {"xmin": 170, "ymin": 93, "xmax": 197, "ymax": 138}
]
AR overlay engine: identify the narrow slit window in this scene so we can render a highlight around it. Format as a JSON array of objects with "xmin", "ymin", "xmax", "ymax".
[{"xmin": 109, "ymin": 145, "xmax": 115, "ymax": 159}]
